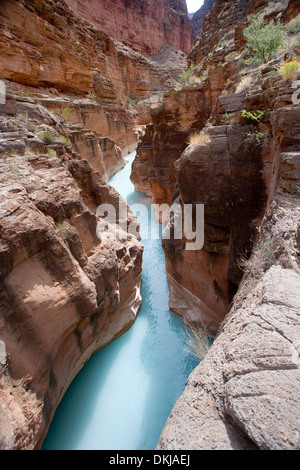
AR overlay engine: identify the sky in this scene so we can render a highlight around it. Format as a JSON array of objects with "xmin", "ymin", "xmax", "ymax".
[{"xmin": 186, "ymin": 0, "xmax": 204, "ymax": 13}]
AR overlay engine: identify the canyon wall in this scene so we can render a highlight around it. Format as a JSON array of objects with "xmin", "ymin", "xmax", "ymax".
[
  {"xmin": 190, "ymin": 0, "xmax": 215, "ymax": 37},
  {"xmin": 131, "ymin": 84, "xmax": 210, "ymax": 205},
  {"xmin": 158, "ymin": 116, "xmax": 300, "ymax": 448},
  {"xmin": 155, "ymin": 0, "xmax": 300, "ymax": 449},
  {"xmin": 131, "ymin": 0, "xmax": 300, "ymax": 334},
  {"xmin": 0, "ymin": 0, "xmax": 179, "ymax": 157},
  {"xmin": 65, "ymin": 0, "xmax": 195, "ymax": 56},
  {"xmin": 0, "ymin": 88, "xmax": 143, "ymax": 450},
  {"xmin": 0, "ymin": 0, "xmax": 149, "ymax": 449}
]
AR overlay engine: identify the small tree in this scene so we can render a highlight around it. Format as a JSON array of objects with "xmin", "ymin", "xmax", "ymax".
[
  {"xmin": 244, "ymin": 16, "xmax": 287, "ymax": 64},
  {"xmin": 178, "ymin": 64, "xmax": 196, "ymax": 87}
]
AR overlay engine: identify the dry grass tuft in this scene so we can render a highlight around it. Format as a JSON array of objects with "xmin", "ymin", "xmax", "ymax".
[
  {"xmin": 235, "ymin": 75, "xmax": 252, "ymax": 93},
  {"xmin": 187, "ymin": 131, "xmax": 211, "ymax": 147},
  {"xmin": 184, "ymin": 323, "xmax": 211, "ymax": 362}
]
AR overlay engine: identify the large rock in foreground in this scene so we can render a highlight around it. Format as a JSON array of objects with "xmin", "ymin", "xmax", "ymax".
[{"xmin": 158, "ymin": 192, "xmax": 300, "ymax": 450}]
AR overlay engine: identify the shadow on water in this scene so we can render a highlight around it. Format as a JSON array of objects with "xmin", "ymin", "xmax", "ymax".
[
  {"xmin": 42, "ymin": 326, "xmax": 137, "ymax": 450},
  {"xmin": 42, "ymin": 153, "xmax": 199, "ymax": 450}
]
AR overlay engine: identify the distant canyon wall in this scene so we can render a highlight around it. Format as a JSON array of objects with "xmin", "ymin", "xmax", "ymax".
[
  {"xmin": 65, "ymin": 0, "xmax": 195, "ymax": 55},
  {"xmin": 0, "ymin": 0, "xmax": 178, "ymax": 155},
  {"xmin": 190, "ymin": 0, "xmax": 215, "ymax": 37}
]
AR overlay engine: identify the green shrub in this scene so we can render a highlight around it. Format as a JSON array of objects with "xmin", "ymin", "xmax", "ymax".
[
  {"xmin": 125, "ymin": 96, "xmax": 135, "ymax": 105},
  {"xmin": 47, "ymin": 149, "xmax": 57, "ymax": 158},
  {"xmin": 246, "ymin": 131, "xmax": 267, "ymax": 144},
  {"xmin": 241, "ymin": 109, "xmax": 266, "ymax": 123},
  {"xmin": 56, "ymin": 221, "xmax": 68, "ymax": 236},
  {"xmin": 286, "ymin": 14, "xmax": 300, "ymax": 34},
  {"xmin": 242, "ymin": 109, "xmax": 268, "ymax": 144},
  {"xmin": 244, "ymin": 16, "xmax": 288, "ymax": 64},
  {"xmin": 59, "ymin": 135, "xmax": 71, "ymax": 146},
  {"xmin": 28, "ymin": 122, "xmax": 38, "ymax": 132},
  {"xmin": 222, "ymin": 112, "xmax": 235, "ymax": 124},
  {"xmin": 38, "ymin": 131, "xmax": 57, "ymax": 144}
]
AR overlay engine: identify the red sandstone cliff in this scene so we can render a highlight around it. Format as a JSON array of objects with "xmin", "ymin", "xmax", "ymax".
[
  {"xmin": 0, "ymin": 0, "xmax": 147, "ymax": 449},
  {"xmin": 131, "ymin": 0, "xmax": 300, "ymax": 335},
  {"xmin": 65, "ymin": 0, "xmax": 195, "ymax": 56},
  {"xmin": 0, "ymin": 89, "xmax": 143, "ymax": 449},
  {"xmin": 0, "ymin": 0, "xmax": 179, "ymax": 157}
]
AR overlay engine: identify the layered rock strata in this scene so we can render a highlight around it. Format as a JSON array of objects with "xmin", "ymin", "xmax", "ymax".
[
  {"xmin": 131, "ymin": 0, "xmax": 300, "ymax": 334},
  {"xmin": 158, "ymin": 150, "xmax": 300, "ymax": 450},
  {"xmin": 131, "ymin": 85, "xmax": 210, "ymax": 205},
  {"xmin": 0, "ymin": 92, "xmax": 143, "ymax": 450},
  {"xmin": 163, "ymin": 117, "xmax": 271, "ymax": 335},
  {"xmin": 65, "ymin": 0, "xmax": 195, "ymax": 56},
  {"xmin": 0, "ymin": 0, "xmax": 178, "ymax": 156}
]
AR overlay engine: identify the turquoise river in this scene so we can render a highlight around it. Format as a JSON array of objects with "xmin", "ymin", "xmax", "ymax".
[{"xmin": 42, "ymin": 152, "xmax": 199, "ymax": 450}]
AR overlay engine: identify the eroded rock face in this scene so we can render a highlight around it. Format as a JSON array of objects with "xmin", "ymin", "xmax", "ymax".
[
  {"xmin": 163, "ymin": 121, "xmax": 270, "ymax": 335},
  {"xmin": 158, "ymin": 197, "xmax": 300, "ymax": 449},
  {"xmin": 156, "ymin": 0, "xmax": 300, "ymax": 449},
  {"xmin": 131, "ymin": 85, "xmax": 210, "ymax": 205},
  {"xmin": 0, "ymin": 96, "xmax": 143, "ymax": 450},
  {"xmin": 132, "ymin": 0, "xmax": 300, "ymax": 336},
  {"xmin": 65, "ymin": 0, "xmax": 195, "ymax": 56}
]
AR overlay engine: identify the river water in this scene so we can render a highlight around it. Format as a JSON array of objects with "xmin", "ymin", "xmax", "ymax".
[{"xmin": 42, "ymin": 152, "xmax": 198, "ymax": 450}]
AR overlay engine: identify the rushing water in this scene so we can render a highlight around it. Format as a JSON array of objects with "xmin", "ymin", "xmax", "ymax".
[{"xmin": 42, "ymin": 152, "xmax": 199, "ymax": 450}]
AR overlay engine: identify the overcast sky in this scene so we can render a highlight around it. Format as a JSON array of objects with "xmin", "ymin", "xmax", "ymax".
[{"xmin": 186, "ymin": 0, "xmax": 204, "ymax": 13}]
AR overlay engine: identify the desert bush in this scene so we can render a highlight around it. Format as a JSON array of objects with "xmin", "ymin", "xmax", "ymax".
[
  {"xmin": 241, "ymin": 109, "xmax": 268, "ymax": 144},
  {"xmin": 59, "ymin": 135, "xmax": 71, "ymax": 146},
  {"xmin": 279, "ymin": 60, "xmax": 300, "ymax": 81},
  {"xmin": 244, "ymin": 16, "xmax": 288, "ymax": 64},
  {"xmin": 238, "ymin": 238, "xmax": 276, "ymax": 278},
  {"xmin": 235, "ymin": 75, "xmax": 252, "ymax": 93},
  {"xmin": 189, "ymin": 75, "xmax": 202, "ymax": 84},
  {"xmin": 241, "ymin": 109, "xmax": 266, "ymax": 123},
  {"xmin": 56, "ymin": 221, "xmax": 69, "ymax": 236},
  {"xmin": 177, "ymin": 64, "xmax": 196, "ymax": 87},
  {"xmin": 17, "ymin": 113, "xmax": 28, "ymax": 122},
  {"xmin": 38, "ymin": 131, "xmax": 57, "ymax": 144},
  {"xmin": 246, "ymin": 131, "xmax": 267, "ymax": 144},
  {"xmin": 125, "ymin": 96, "xmax": 136, "ymax": 105},
  {"xmin": 222, "ymin": 112, "xmax": 235, "ymax": 124},
  {"xmin": 28, "ymin": 122, "xmax": 38, "ymax": 132}
]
